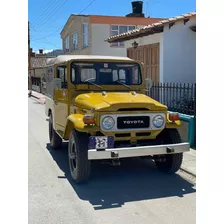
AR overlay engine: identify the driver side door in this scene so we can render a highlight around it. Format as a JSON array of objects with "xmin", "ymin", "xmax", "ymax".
[{"xmin": 53, "ymin": 65, "xmax": 68, "ymax": 137}]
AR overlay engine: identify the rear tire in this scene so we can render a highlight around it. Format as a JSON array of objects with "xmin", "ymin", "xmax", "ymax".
[
  {"xmin": 155, "ymin": 129, "xmax": 183, "ymax": 174},
  {"xmin": 49, "ymin": 113, "xmax": 62, "ymax": 149},
  {"xmin": 68, "ymin": 130, "xmax": 90, "ymax": 184}
]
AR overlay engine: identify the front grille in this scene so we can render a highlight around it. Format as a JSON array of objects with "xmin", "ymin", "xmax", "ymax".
[
  {"xmin": 136, "ymin": 132, "xmax": 151, "ymax": 137},
  {"xmin": 117, "ymin": 116, "xmax": 150, "ymax": 129},
  {"xmin": 115, "ymin": 133, "xmax": 131, "ymax": 137}
]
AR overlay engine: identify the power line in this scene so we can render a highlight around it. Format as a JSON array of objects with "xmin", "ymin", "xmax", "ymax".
[
  {"xmin": 31, "ymin": 0, "xmax": 97, "ymax": 41},
  {"xmin": 30, "ymin": 0, "xmax": 60, "ymax": 25},
  {"xmin": 79, "ymin": 0, "xmax": 96, "ymax": 14},
  {"xmin": 34, "ymin": 0, "xmax": 68, "ymax": 29},
  {"xmin": 32, "ymin": 38, "xmax": 61, "ymax": 49}
]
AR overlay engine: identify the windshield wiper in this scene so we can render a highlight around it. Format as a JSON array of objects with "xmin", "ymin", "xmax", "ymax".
[
  {"xmin": 83, "ymin": 78, "xmax": 102, "ymax": 89},
  {"xmin": 115, "ymin": 80, "xmax": 131, "ymax": 89}
]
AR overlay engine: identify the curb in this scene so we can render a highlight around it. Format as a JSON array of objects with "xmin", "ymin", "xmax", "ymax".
[
  {"xmin": 29, "ymin": 91, "xmax": 46, "ymax": 104},
  {"xmin": 31, "ymin": 94, "xmax": 40, "ymax": 100},
  {"xmin": 180, "ymin": 167, "xmax": 196, "ymax": 177}
]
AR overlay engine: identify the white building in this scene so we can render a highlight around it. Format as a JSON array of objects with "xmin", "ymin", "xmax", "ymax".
[
  {"xmin": 106, "ymin": 12, "xmax": 196, "ymax": 83},
  {"xmin": 60, "ymin": 2, "xmax": 165, "ymax": 57}
]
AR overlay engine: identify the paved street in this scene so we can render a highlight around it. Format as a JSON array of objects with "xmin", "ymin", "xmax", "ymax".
[{"xmin": 29, "ymin": 97, "xmax": 196, "ymax": 224}]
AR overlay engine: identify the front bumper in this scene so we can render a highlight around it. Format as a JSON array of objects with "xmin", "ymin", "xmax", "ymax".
[{"xmin": 88, "ymin": 142, "xmax": 190, "ymax": 160}]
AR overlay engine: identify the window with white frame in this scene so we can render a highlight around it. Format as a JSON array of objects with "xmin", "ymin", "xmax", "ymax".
[
  {"xmin": 83, "ymin": 23, "xmax": 88, "ymax": 48},
  {"xmin": 111, "ymin": 25, "xmax": 136, "ymax": 46},
  {"xmin": 72, "ymin": 33, "xmax": 78, "ymax": 50},
  {"xmin": 65, "ymin": 36, "xmax": 69, "ymax": 52}
]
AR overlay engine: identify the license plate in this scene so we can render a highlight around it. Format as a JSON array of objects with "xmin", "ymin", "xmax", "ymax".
[
  {"xmin": 95, "ymin": 137, "xmax": 108, "ymax": 149},
  {"xmin": 88, "ymin": 136, "xmax": 114, "ymax": 150}
]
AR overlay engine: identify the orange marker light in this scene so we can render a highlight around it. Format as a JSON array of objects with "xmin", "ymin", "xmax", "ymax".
[
  {"xmin": 169, "ymin": 112, "xmax": 179, "ymax": 121},
  {"xmin": 83, "ymin": 114, "xmax": 95, "ymax": 124}
]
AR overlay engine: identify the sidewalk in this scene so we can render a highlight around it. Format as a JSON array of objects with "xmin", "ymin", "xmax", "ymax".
[
  {"xmin": 181, "ymin": 148, "xmax": 196, "ymax": 177},
  {"xmin": 29, "ymin": 90, "xmax": 46, "ymax": 104},
  {"xmin": 28, "ymin": 90, "xmax": 196, "ymax": 177}
]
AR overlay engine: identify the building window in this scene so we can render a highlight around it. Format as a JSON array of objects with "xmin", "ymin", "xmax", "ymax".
[
  {"xmin": 72, "ymin": 33, "xmax": 78, "ymax": 50},
  {"xmin": 83, "ymin": 23, "xmax": 88, "ymax": 48},
  {"xmin": 111, "ymin": 25, "xmax": 136, "ymax": 47},
  {"xmin": 65, "ymin": 36, "xmax": 69, "ymax": 52}
]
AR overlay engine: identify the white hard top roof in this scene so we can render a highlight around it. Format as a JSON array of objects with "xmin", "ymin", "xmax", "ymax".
[{"xmin": 46, "ymin": 55, "xmax": 135, "ymax": 66}]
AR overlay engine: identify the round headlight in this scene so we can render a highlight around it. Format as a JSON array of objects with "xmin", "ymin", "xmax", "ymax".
[
  {"xmin": 152, "ymin": 115, "xmax": 164, "ymax": 128},
  {"xmin": 102, "ymin": 116, "xmax": 115, "ymax": 130}
]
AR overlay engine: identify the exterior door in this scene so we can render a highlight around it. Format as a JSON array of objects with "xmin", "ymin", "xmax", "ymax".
[
  {"xmin": 127, "ymin": 43, "xmax": 160, "ymax": 83},
  {"xmin": 54, "ymin": 65, "xmax": 68, "ymax": 136}
]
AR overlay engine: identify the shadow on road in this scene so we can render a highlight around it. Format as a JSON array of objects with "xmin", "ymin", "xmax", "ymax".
[{"xmin": 46, "ymin": 142, "xmax": 196, "ymax": 210}]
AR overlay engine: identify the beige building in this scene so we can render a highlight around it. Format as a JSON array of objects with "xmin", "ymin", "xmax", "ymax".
[
  {"xmin": 30, "ymin": 52, "xmax": 55, "ymax": 93},
  {"xmin": 60, "ymin": 2, "xmax": 165, "ymax": 56}
]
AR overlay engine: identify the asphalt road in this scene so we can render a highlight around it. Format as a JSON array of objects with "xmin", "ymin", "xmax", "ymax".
[{"xmin": 28, "ymin": 97, "xmax": 196, "ymax": 224}]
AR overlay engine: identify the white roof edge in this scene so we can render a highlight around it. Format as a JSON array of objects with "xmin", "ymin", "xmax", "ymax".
[{"xmin": 46, "ymin": 55, "xmax": 135, "ymax": 66}]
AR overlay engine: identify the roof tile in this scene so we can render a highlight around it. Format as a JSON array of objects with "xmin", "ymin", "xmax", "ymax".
[{"xmin": 106, "ymin": 12, "xmax": 196, "ymax": 42}]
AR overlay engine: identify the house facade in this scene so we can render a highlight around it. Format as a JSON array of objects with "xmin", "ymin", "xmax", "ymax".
[
  {"xmin": 30, "ymin": 51, "xmax": 55, "ymax": 93},
  {"xmin": 106, "ymin": 12, "xmax": 196, "ymax": 83},
  {"xmin": 60, "ymin": 2, "xmax": 165, "ymax": 57}
]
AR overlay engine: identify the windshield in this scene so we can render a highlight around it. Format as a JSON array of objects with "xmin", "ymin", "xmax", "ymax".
[{"xmin": 70, "ymin": 62, "xmax": 142, "ymax": 86}]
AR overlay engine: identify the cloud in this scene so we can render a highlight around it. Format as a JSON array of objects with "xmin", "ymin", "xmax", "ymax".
[{"xmin": 43, "ymin": 49, "xmax": 54, "ymax": 54}]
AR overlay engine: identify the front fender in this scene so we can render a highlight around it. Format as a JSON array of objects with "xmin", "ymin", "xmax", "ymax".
[{"xmin": 63, "ymin": 114, "xmax": 99, "ymax": 140}]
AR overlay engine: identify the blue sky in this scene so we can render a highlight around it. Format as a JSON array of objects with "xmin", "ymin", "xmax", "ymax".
[{"xmin": 28, "ymin": 0, "xmax": 196, "ymax": 53}]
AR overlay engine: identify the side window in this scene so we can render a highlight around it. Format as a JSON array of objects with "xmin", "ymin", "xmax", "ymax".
[
  {"xmin": 119, "ymin": 69, "xmax": 126, "ymax": 80},
  {"xmin": 57, "ymin": 66, "xmax": 67, "ymax": 88},
  {"xmin": 132, "ymin": 66, "xmax": 140, "ymax": 84},
  {"xmin": 112, "ymin": 70, "xmax": 118, "ymax": 81},
  {"xmin": 71, "ymin": 67, "xmax": 76, "ymax": 83}
]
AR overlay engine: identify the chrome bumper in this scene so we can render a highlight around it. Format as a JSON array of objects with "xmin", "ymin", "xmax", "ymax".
[{"xmin": 88, "ymin": 142, "xmax": 190, "ymax": 160}]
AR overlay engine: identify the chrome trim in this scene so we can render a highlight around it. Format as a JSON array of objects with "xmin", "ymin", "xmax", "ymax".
[
  {"xmin": 100, "ymin": 113, "xmax": 166, "ymax": 132},
  {"xmin": 88, "ymin": 142, "xmax": 190, "ymax": 160}
]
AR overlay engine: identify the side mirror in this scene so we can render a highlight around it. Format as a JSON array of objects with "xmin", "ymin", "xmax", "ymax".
[
  {"xmin": 145, "ymin": 78, "xmax": 153, "ymax": 89},
  {"xmin": 52, "ymin": 78, "xmax": 62, "ymax": 90}
]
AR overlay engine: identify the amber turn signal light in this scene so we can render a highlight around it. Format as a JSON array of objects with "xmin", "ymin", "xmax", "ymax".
[
  {"xmin": 169, "ymin": 112, "xmax": 179, "ymax": 121},
  {"xmin": 83, "ymin": 114, "xmax": 95, "ymax": 124}
]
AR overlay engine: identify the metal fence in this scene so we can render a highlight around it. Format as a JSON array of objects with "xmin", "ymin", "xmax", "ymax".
[{"xmin": 146, "ymin": 83, "xmax": 196, "ymax": 116}]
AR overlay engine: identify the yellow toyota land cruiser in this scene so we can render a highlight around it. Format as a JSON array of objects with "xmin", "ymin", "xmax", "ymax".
[{"xmin": 45, "ymin": 55, "xmax": 189, "ymax": 183}]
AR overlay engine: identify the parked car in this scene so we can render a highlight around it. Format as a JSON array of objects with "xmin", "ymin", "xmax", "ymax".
[{"xmin": 45, "ymin": 55, "xmax": 189, "ymax": 183}]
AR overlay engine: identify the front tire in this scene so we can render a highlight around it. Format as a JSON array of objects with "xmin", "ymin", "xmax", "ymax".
[
  {"xmin": 155, "ymin": 129, "xmax": 183, "ymax": 174},
  {"xmin": 68, "ymin": 130, "xmax": 90, "ymax": 184},
  {"xmin": 49, "ymin": 113, "xmax": 62, "ymax": 149}
]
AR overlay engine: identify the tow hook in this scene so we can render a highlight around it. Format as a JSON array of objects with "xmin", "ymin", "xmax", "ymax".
[{"xmin": 166, "ymin": 147, "xmax": 175, "ymax": 153}]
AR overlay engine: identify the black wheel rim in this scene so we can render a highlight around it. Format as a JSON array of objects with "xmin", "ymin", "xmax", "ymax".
[{"xmin": 69, "ymin": 142, "xmax": 77, "ymax": 172}]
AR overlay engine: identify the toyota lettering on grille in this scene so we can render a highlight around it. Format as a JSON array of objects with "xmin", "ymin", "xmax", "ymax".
[
  {"xmin": 117, "ymin": 116, "xmax": 150, "ymax": 129},
  {"xmin": 123, "ymin": 120, "xmax": 144, "ymax": 124}
]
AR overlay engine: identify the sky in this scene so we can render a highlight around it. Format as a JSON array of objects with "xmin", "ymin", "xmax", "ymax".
[{"xmin": 28, "ymin": 0, "xmax": 196, "ymax": 53}]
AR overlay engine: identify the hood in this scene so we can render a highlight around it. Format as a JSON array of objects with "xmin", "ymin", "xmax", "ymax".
[{"xmin": 75, "ymin": 92, "xmax": 167, "ymax": 112}]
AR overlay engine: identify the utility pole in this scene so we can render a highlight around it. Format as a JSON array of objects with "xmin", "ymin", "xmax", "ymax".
[{"xmin": 28, "ymin": 21, "xmax": 32, "ymax": 95}]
